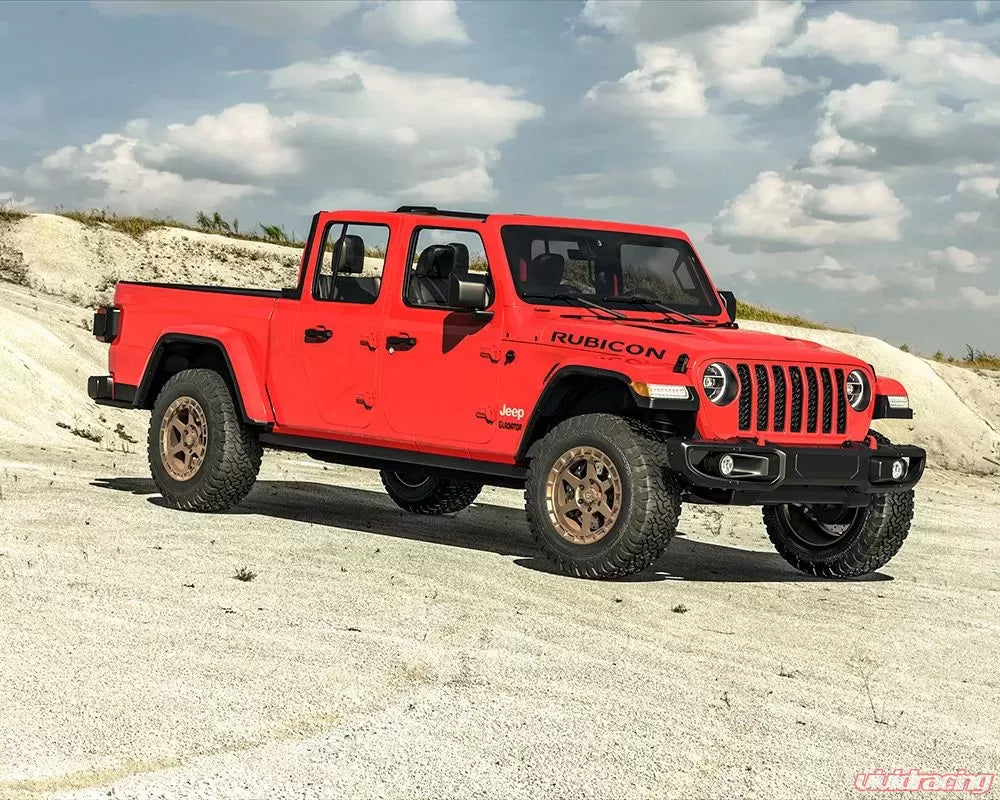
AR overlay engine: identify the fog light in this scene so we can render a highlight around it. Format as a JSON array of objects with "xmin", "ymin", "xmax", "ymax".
[
  {"xmin": 891, "ymin": 459, "xmax": 906, "ymax": 480},
  {"xmin": 718, "ymin": 454, "xmax": 735, "ymax": 476}
]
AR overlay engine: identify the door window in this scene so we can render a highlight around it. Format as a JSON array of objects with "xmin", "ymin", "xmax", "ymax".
[
  {"xmin": 404, "ymin": 228, "xmax": 492, "ymax": 309},
  {"xmin": 313, "ymin": 222, "xmax": 389, "ymax": 304}
]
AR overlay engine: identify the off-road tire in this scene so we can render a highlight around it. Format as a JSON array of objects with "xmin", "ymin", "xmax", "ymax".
[
  {"xmin": 379, "ymin": 470, "xmax": 483, "ymax": 514},
  {"xmin": 525, "ymin": 414, "xmax": 681, "ymax": 579},
  {"xmin": 148, "ymin": 368, "xmax": 262, "ymax": 511},
  {"xmin": 762, "ymin": 430, "xmax": 915, "ymax": 578}
]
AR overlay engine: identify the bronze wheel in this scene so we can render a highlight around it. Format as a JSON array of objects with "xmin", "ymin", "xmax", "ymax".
[
  {"xmin": 159, "ymin": 396, "xmax": 208, "ymax": 481},
  {"xmin": 544, "ymin": 445, "xmax": 623, "ymax": 545}
]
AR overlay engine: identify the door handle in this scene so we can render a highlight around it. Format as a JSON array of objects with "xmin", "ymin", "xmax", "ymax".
[
  {"xmin": 385, "ymin": 335, "xmax": 417, "ymax": 352},
  {"xmin": 304, "ymin": 327, "xmax": 332, "ymax": 343}
]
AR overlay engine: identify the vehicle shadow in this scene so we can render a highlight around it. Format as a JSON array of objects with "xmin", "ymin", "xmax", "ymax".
[{"xmin": 91, "ymin": 477, "xmax": 892, "ymax": 584}]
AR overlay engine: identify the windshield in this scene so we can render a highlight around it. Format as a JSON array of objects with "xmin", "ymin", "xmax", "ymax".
[{"xmin": 501, "ymin": 225, "xmax": 721, "ymax": 317}]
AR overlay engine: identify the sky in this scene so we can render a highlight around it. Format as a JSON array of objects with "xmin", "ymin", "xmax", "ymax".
[{"xmin": 1, "ymin": 0, "xmax": 998, "ymax": 354}]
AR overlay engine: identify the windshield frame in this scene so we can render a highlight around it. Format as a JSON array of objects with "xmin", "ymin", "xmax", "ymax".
[{"xmin": 499, "ymin": 223, "xmax": 723, "ymax": 318}]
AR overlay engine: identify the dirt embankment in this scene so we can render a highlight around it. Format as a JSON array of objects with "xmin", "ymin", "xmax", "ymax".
[{"xmin": 1, "ymin": 212, "xmax": 997, "ymax": 473}]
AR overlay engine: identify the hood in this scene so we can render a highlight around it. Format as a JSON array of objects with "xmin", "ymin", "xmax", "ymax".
[{"xmin": 533, "ymin": 315, "xmax": 867, "ymax": 369}]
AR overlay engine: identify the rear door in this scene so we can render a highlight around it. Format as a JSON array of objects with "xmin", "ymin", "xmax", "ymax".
[
  {"xmin": 378, "ymin": 224, "xmax": 502, "ymax": 449},
  {"xmin": 267, "ymin": 215, "xmax": 390, "ymax": 433}
]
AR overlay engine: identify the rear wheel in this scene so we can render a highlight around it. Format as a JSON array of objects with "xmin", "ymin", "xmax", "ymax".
[
  {"xmin": 525, "ymin": 414, "xmax": 681, "ymax": 579},
  {"xmin": 148, "ymin": 368, "xmax": 262, "ymax": 511},
  {"xmin": 379, "ymin": 470, "xmax": 483, "ymax": 514},
  {"xmin": 763, "ymin": 430, "xmax": 915, "ymax": 578}
]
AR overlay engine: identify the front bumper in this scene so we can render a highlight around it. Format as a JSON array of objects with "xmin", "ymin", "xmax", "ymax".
[
  {"xmin": 88, "ymin": 375, "xmax": 137, "ymax": 409},
  {"xmin": 666, "ymin": 439, "xmax": 926, "ymax": 507}
]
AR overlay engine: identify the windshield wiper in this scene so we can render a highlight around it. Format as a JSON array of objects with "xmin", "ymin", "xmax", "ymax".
[
  {"xmin": 522, "ymin": 292, "xmax": 627, "ymax": 320},
  {"xmin": 600, "ymin": 295, "xmax": 707, "ymax": 326}
]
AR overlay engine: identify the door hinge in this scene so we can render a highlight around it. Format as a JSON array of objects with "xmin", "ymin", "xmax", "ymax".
[
  {"xmin": 356, "ymin": 392, "xmax": 375, "ymax": 409},
  {"xmin": 480, "ymin": 346, "xmax": 503, "ymax": 363},
  {"xmin": 360, "ymin": 332, "xmax": 378, "ymax": 351},
  {"xmin": 476, "ymin": 405, "xmax": 496, "ymax": 424}
]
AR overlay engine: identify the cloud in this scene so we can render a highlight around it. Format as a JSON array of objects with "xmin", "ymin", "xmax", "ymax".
[
  {"xmin": 787, "ymin": 11, "xmax": 1000, "ymax": 97},
  {"xmin": 91, "ymin": 0, "xmax": 360, "ymax": 36},
  {"xmin": 4, "ymin": 53, "xmax": 542, "ymax": 218},
  {"xmin": 550, "ymin": 167, "xmax": 679, "ymax": 211},
  {"xmin": 712, "ymin": 171, "xmax": 907, "ymax": 251},
  {"xmin": 956, "ymin": 175, "xmax": 1000, "ymax": 201},
  {"xmin": 585, "ymin": 43, "xmax": 708, "ymax": 122},
  {"xmin": 581, "ymin": 0, "xmax": 812, "ymax": 138},
  {"xmin": 928, "ymin": 246, "xmax": 990, "ymax": 273},
  {"xmin": 960, "ymin": 286, "xmax": 1000, "ymax": 308},
  {"xmin": 802, "ymin": 255, "xmax": 882, "ymax": 293},
  {"xmin": 360, "ymin": 0, "xmax": 468, "ymax": 45},
  {"xmin": 22, "ymin": 133, "xmax": 265, "ymax": 217}
]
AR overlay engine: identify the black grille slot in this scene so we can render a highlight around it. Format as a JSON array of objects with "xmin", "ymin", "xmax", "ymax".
[
  {"xmin": 820, "ymin": 368, "xmax": 833, "ymax": 433},
  {"xmin": 772, "ymin": 366, "xmax": 786, "ymax": 432},
  {"xmin": 835, "ymin": 369, "xmax": 847, "ymax": 434},
  {"xmin": 754, "ymin": 364, "xmax": 770, "ymax": 431},
  {"xmin": 737, "ymin": 364, "xmax": 752, "ymax": 431},
  {"xmin": 805, "ymin": 367, "xmax": 819, "ymax": 433},
  {"xmin": 789, "ymin": 367, "xmax": 803, "ymax": 432}
]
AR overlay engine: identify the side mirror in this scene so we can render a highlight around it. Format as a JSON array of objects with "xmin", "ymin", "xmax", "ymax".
[
  {"xmin": 719, "ymin": 290, "xmax": 737, "ymax": 322},
  {"xmin": 449, "ymin": 274, "xmax": 489, "ymax": 311}
]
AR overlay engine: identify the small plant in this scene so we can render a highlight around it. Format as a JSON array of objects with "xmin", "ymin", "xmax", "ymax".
[
  {"xmin": 898, "ymin": 343, "xmax": 910, "ymax": 353},
  {"xmin": 672, "ymin": 603, "xmax": 689, "ymax": 614},
  {"xmin": 113, "ymin": 423, "xmax": 138, "ymax": 444},
  {"xmin": 56, "ymin": 420, "xmax": 102, "ymax": 442},
  {"xmin": 259, "ymin": 223, "xmax": 290, "ymax": 243},
  {"xmin": 233, "ymin": 566, "xmax": 257, "ymax": 582},
  {"xmin": 0, "ymin": 204, "xmax": 28, "ymax": 224}
]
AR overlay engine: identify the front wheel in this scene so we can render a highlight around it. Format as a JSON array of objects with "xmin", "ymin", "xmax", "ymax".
[
  {"xmin": 525, "ymin": 414, "xmax": 681, "ymax": 579},
  {"xmin": 379, "ymin": 470, "xmax": 483, "ymax": 514},
  {"xmin": 763, "ymin": 430, "xmax": 915, "ymax": 578}
]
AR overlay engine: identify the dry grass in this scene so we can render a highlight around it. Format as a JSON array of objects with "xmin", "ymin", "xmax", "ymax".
[
  {"xmin": 0, "ymin": 206, "xmax": 28, "ymax": 224},
  {"xmin": 56, "ymin": 208, "xmax": 307, "ymax": 249},
  {"xmin": 736, "ymin": 299, "xmax": 848, "ymax": 331}
]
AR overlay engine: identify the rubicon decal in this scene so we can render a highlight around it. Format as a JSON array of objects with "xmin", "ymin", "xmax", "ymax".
[{"xmin": 551, "ymin": 331, "xmax": 666, "ymax": 361}]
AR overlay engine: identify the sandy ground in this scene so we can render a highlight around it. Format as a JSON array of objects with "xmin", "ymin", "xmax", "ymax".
[{"xmin": 1, "ymin": 442, "xmax": 998, "ymax": 800}]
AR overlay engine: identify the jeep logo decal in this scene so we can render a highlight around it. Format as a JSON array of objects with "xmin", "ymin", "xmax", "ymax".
[{"xmin": 550, "ymin": 331, "xmax": 667, "ymax": 361}]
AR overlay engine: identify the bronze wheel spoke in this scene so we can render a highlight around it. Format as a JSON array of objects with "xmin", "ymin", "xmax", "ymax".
[
  {"xmin": 545, "ymin": 445, "xmax": 623, "ymax": 545},
  {"xmin": 160, "ymin": 396, "xmax": 209, "ymax": 482}
]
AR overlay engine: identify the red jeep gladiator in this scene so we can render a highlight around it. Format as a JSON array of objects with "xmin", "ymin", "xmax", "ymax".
[{"xmin": 89, "ymin": 206, "xmax": 924, "ymax": 579}]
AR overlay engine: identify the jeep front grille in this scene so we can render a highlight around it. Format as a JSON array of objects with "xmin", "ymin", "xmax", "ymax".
[{"xmin": 736, "ymin": 363, "xmax": 847, "ymax": 436}]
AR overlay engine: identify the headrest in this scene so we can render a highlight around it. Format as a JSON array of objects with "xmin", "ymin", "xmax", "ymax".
[
  {"xmin": 530, "ymin": 253, "xmax": 565, "ymax": 285},
  {"xmin": 415, "ymin": 244, "xmax": 455, "ymax": 278},
  {"xmin": 449, "ymin": 242, "xmax": 470, "ymax": 277},
  {"xmin": 332, "ymin": 234, "xmax": 365, "ymax": 274}
]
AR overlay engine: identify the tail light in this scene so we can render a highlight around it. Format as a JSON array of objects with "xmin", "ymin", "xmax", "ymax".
[{"xmin": 92, "ymin": 305, "xmax": 122, "ymax": 343}]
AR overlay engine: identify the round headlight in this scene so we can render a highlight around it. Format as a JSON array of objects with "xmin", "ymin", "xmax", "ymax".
[
  {"xmin": 703, "ymin": 362, "xmax": 737, "ymax": 405},
  {"xmin": 846, "ymin": 369, "xmax": 870, "ymax": 411}
]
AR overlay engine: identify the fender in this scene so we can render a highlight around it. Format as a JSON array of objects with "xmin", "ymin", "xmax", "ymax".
[
  {"xmin": 872, "ymin": 375, "xmax": 913, "ymax": 420},
  {"xmin": 136, "ymin": 327, "xmax": 275, "ymax": 424}
]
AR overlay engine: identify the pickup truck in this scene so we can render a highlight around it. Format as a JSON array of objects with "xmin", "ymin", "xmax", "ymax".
[{"xmin": 89, "ymin": 205, "xmax": 924, "ymax": 579}]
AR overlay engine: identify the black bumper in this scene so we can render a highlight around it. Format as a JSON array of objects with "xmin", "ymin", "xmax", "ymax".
[
  {"xmin": 666, "ymin": 439, "xmax": 926, "ymax": 507},
  {"xmin": 88, "ymin": 375, "xmax": 137, "ymax": 409}
]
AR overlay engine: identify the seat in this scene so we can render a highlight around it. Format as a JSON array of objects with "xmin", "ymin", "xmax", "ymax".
[
  {"xmin": 408, "ymin": 244, "xmax": 456, "ymax": 306},
  {"xmin": 329, "ymin": 234, "xmax": 381, "ymax": 304},
  {"xmin": 524, "ymin": 253, "xmax": 577, "ymax": 295}
]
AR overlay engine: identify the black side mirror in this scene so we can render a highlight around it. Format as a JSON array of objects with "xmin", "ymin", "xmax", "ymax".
[
  {"xmin": 449, "ymin": 273, "xmax": 488, "ymax": 311},
  {"xmin": 719, "ymin": 290, "xmax": 737, "ymax": 322}
]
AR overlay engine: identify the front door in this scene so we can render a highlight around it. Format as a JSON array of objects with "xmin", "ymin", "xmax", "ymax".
[
  {"xmin": 267, "ymin": 218, "xmax": 389, "ymax": 434},
  {"xmin": 379, "ymin": 226, "xmax": 502, "ymax": 448}
]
